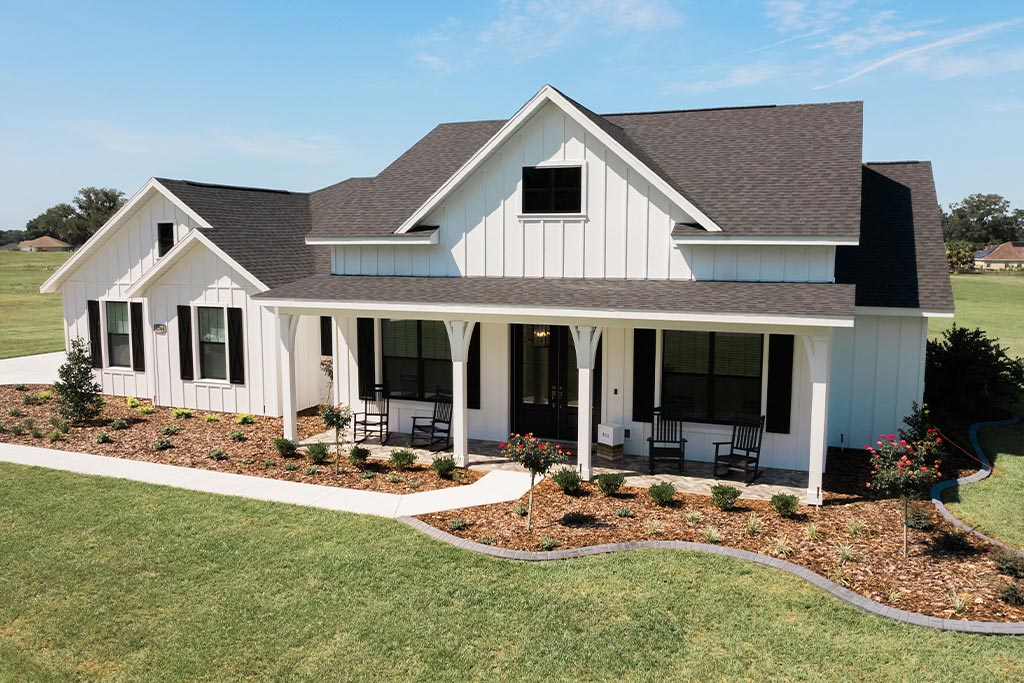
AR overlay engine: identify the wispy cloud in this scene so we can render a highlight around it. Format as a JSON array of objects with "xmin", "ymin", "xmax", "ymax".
[
  {"xmin": 764, "ymin": 0, "xmax": 854, "ymax": 33},
  {"xmin": 663, "ymin": 62, "xmax": 788, "ymax": 94},
  {"xmin": 816, "ymin": 10, "xmax": 926, "ymax": 56}
]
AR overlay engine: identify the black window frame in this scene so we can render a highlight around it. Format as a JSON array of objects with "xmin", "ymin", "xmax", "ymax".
[
  {"xmin": 660, "ymin": 330, "xmax": 764, "ymax": 425},
  {"xmin": 381, "ymin": 319, "xmax": 451, "ymax": 402},
  {"xmin": 157, "ymin": 222, "xmax": 174, "ymax": 258},
  {"xmin": 104, "ymin": 300, "xmax": 131, "ymax": 368},
  {"xmin": 521, "ymin": 165, "xmax": 582, "ymax": 214}
]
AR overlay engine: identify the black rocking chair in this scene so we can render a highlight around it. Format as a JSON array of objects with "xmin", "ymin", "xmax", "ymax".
[
  {"xmin": 713, "ymin": 415, "xmax": 766, "ymax": 484},
  {"xmin": 648, "ymin": 407, "xmax": 687, "ymax": 474},
  {"xmin": 353, "ymin": 384, "xmax": 390, "ymax": 444},
  {"xmin": 410, "ymin": 390, "xmax": 453, "ymax": 450}
]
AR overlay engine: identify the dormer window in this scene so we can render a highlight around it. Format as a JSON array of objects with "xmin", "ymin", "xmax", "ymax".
[
  {"xmin": 157, "ymin": 222, "xmax": 175, "ymax": 257},
  {"xmin": 522, "ymin": 166, "xmax": 582, "ymax": 214}
]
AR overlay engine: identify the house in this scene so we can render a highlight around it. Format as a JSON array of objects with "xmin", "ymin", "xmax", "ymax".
[
  {"xmin": 40, "ymin": 85, "xmax": 953, "ymax": 504},
  {"xmin": 19, "ymin": 236, "xmax": 73, "ymax": 252},
  {"xmin": 975, "ymin": 241, "xmax": 1024, "ymax": 270}
]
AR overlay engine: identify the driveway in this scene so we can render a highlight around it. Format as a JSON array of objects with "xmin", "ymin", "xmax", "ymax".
[{"xmin": 0, "ymin": 351, "xmax": 64, "ymax": 385}]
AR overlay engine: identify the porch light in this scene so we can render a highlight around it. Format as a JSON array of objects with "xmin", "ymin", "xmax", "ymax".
[{"xmin": 533, "ymin": 326, "xmax": 551, "ymax": 347}]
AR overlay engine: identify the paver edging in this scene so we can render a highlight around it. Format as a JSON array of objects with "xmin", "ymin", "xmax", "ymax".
[{"xmin": 396, "ymin": 515, "xmax": 1024, "ymax": 635}]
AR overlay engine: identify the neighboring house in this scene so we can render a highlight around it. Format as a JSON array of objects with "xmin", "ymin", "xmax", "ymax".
[
  {"xmin": 19, "ymin": 236, "xmax": 73, "ymax": 252},
  {"xmin": 975, "ymin": 241, "xmax": 1024, "ymax": 270},
  {"xmin": 40, "ymin": 85, "xmax": 953, "ymax": 504}
]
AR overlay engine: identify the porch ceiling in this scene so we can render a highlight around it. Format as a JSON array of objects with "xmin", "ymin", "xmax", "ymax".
[{"xmin": 255, "ymin": 274, "xmax": 855, "ymax": 329}]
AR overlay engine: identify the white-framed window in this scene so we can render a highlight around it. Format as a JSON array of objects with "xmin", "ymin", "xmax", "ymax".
[
  {"xmin": 522, "ymin": 165, "xmax": 583, "ymax": 214},
  {"xmin": 197, "ymin": 306, "xmax": 227, "ymax": 381},
  {"xmin": 105, "ymin": 300, "xmax": 131, "ymax": 367}
]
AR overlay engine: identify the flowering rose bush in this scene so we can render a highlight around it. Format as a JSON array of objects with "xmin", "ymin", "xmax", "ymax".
[
  {"xmin": 867, "ymin": 429, "xmax": 943, "ymax": 555},
  {"xmin": 319, "ymin": 403, "xmax": 352, "ymax": 474},
  {"xmin": 502, "ymin": 433, "xmax": 569, "ymax": 529}
]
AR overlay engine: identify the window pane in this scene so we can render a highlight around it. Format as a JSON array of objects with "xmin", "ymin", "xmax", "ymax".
[
  {"xmin": 552, "ymin": 167, "xmax": 581, "ymax": 189},
  {"xmin": 715, "ymin": 333, "xmax": 762, "ymax": 377},
  {"xmin": 382, "ymin": 320, "xmax": 417, "ymax": 357},
  {"xmin": 422, "ymin": 359, "xmax": 452, "ymax": 397},
  {"xmin": 198, "ymin": 307, "xmax": 225, "ymax": 343},
  {"xmin": 714, "ymin": 377, "xmax": 762, "ymax": 422},
  {"xmin": 200, "ymin": 342, "xmax": 227, "ymax": 380},
  {"xmin": 522, "ymin": 167, "xmax": 550, "ymax": 191},
  {"xmin": 522, "ymin": 325, "xmax": 550, "ymax": 405},
  {"xmin": 663, "ymin": 373, "xmax": 709, "ymax": 420},
  {"xmin": 105, "ymin": 301, "xmax": 129, "ymax": 334},
  {"xmin": 523, "ymin": 189, "xmax": 551, "ymax": 213},
  {"xmin": 421, "ymin": 321, "xmax": 450, "ymax": 360},
  {"xmin": 663, "ymin": 331, "xmax": 709, "ymax": 373},
  {"xmin": 106, "ymin": 301, "xmax": 130, "ymax": 367},
  {"xmin": 108, "ymin": 334, "xmax": 131, "ymax": 367}
]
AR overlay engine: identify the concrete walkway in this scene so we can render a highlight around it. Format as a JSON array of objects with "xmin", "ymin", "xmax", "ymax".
[
  {"xmin": 0, "ymin": 351, "xmax": 63, "ymax": 385},
  {"xmin": 0, "ymin": 443, "xmax": 534, "ymax": 517}
]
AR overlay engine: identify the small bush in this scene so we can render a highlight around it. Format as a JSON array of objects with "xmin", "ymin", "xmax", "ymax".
[
  {"xmin": 272, "ymin": 438, "xmax": 297, "ymax": 458},
  {"xmin": 30, "ymin": 428, "xmax": 42, "ymax": 439},
  {"xmin": 0, "ymin": 423, "xmax": 6, "ymax": 434},
  {"xmin": 206, "ymin": 448, "xmax": 228, "ymax": 461},
  {"xmin": 769, "ymin": 493, "xmax": 800, "ymax": 518},
  {"xmin": 152, "ymin": 438, "xmax": 172, "ymax": 451},
  {"xmin": 992, "ymin": 549, "xmax": 1024, "ymax": 579},
  {"xmin": 551, "ymin": 468, "xmax": 583, "ymax": 495},
  {"xmin": 408, "ymin": 480, "xmax": 421, "ymax": 490},
  {"xmin": 905, "ymin": 503, "xmax": 934, "ymax": 530},
  {"xmin": 513, "ymin": 504, "xmax": 528, "ymax": 517},
  {"xmin": 387, "ymin": 474, "xmax": 403, "ymax": 483},
  {"xmin": 48, "ymin": 429, "xmax": 62, "ymax": 442},
  {"xmin": 10, "ymin": 423, "xmax": 24, "ymax": 436},
  {"xmin": 744, "ymin": 514, "xmax": 762, "ymax": 537},
  {"xmin": 478, "ymin": 536, "xmax": 497, "ymax": 546},
  {"xmin": 538, "ymin": 536, "xmax": 559, "ymax": 551},
  {"xmin": 947, "ymin": 589, "xmax": 971, "ymax": 616},
  {"xmin": 685, "ymin": 510, "xmax": 703, "ymax": 524},
  {"xmin": 228, "ymin": 430, "xmax": 246, "ymax": 443},
  {"xmin": 449, "ymin": 518, "xmax": 468, "ymax": 531},
  {"xmin": 596, "ymin": 472, "xmax": 625, "ymax": 496},
  {"xmin": 769, "ymin": 536, "xmax": 794, "ymax": 558},
  {"xmin": 702, "ymin": 526, "xmax": 722, "ymax": 544},
  {"xmin": 284, "ymin": 462, "xmax": 299, "ymax": 472},
  {"xmin": 616, "ymin": 506, "xmax": 635, "ymax": 518},
  {"xmin": 261, "ymin": 458, "xmax": 277, "ymax": 468},
  {"xmin": 110, "ymin": 418, "xmax": 129, "ymax": 430},
  {"xmin": 22, "ymin": 394, "xmax": 42, "ymax": 405},
  {"xmin": 235, "ymin": 413, "xmax": 255, "ymax": 425},
  {"xmin": 138, "ymin": 405, "xmax": 155, "ymax": 416},
  {"xmin": 836, "ymin": 543, "xmax": 857, "ymax": 563},
  {"xmin": 203, "ymin": 414, "xmax": 220, "ymax": 423},
  {"xmin": 999, "ymin": 582, "xmax": 1024, "ymax": 606},
  {"xmin": 645, "ymin": 520, "xmax": 662, "ymax": 536},
  {"xmin": 48, "ymin": 416, "xmax": 69, "ymax": 434},
  {"xmin": 126, "ymin": 396, "xmax": 141, "ymax": 408},
  {"xmin": 348, "ymin": 445, "xmax": 370, "ymax": 469},
  {"xmin": 846, "ymin": 520, "xmax": 867, "ymax": 538},
  {"xmin": 710, "ymin": 484, "xmax": 742, "ymax": 511},
  {"xmin": 7, "ymin": 408, "xmax": 23, "ymax": 418},
  {"xmin": 305, "ymin": 442, "xmax": 329, "ymax": 464},
  {"xmin": 95, "ymin": 431, "xmax": 113, "ymax": 444},
  {"xmin": 159, "ymin": 425, "xmax": 180, "ymax": 436},
  {"xmin": 172, "ymin": 408, "xmax": 193, "ymax": 419},
  {"xmin": 34, "ymin": 390, "xmax": 53, "ymax": 401},
  {"xmin": 305, "ymin": 466, "xmax": 320, "ymax": 475},
  {"xmin": 361, "ymin": 470, "xmax": 374, "ymax": 479},
  {"xmin": 648, "ymin": 481, "xmax": 676, "ymax": 506},
  {"xmin": 389, "ymin": 448, "xmax": 416, "ymax": 471},
  {"xmin": 431, "ymin": 455, "xmax": 457, "ymax": 479},
  {"xmin": 13, "ymin": 383, "xmax": 27, "ymax": 391},
  {"xmin": 803, "ymin": 523, "xmax": 820, "ymax": 542}
]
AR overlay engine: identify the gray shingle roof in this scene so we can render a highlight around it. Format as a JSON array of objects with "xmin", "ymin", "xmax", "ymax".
[
  {"xmin": 835, "ymin": 162, "xmax": 953, "ymax": 311},
  {"xmin": 254, "ymin": 274, "xmax": 855, "ymax": 318}
]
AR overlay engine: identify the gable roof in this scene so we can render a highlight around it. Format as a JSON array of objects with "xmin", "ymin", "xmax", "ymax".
[
  {"xmin": 978, "ymin": 241, "xmax": 1024, "ymax": 261},
  {"xmin": 19, "ymin": 236, "xmax": 71, "ymax": 248},
  {"xmin": 835, "ymin": 162, "xmax": 953, "ymax": 312}
]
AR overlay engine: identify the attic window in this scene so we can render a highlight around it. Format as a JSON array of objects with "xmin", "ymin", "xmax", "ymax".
[
  {"xmin": 522, "ymin": 166, "xmax": 582, "ymax": 214},
  {"xmin": 157, "ymin": 223, "xmax": 174, "ymax": 257}
]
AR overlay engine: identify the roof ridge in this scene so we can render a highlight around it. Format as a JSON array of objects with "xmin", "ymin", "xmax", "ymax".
[
  {"xmin": 156, "ymin": 178, "xmax": 305, "ymax": 195},
  {"xmin": 602, "ymin": 100, "xmax": 863, "ymax": 117},
  {"xmin": 865, "ymin": 160, "xmax": 928, "ymax": 165}
]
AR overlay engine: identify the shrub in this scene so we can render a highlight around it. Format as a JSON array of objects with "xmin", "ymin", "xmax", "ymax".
[
  {"xmin": 431, "ymin": 455, "xmax": 457, "ymax": 479},
  {"xmin": 408, "ymin": 480, "xmax": 421, "ymax": 490},
  {"xmin": 710, "ymin": 484, "xmax": 742, "ymax": 511},
  {"xmin": 648, "ymin": 481, "xmax": 676, "ymax": 506},
  {"xmin": 272, "ymin": 438, "xmax": 297, "ymax": 458},
  {"xmin": 449, "ymin": 518, "xmax": 468, "ymax": 531},
  {"xmin": 502, "ymin": 433, "xmax": 568, "ymax": 529},
  {"xmin": 30, "ymin": 427, "xmax": 42, "ymax": 439},
  {"xmin": 645, "ymin": 521, "xmax": 662, "ymax": 536},
  {"xmin": 159, "ymin": 425, "xmax": 180, "ymax": 436},
  {"xmin": 701, "ymin": 527, "xmax": 722, "ymax": 544},
  {"xmin": 361, "ymin": 470, "xmax": 374, "ymax": 479},
  {"xmin": 999, "ymin": 582, "xmax": 1024, "ymax": 606},
  {"xmin": 261, "ymin": 458, "xmax": 277, "ymax": 468},
  {"xmin": 95, "ymin": 431, "xmax": 113, "ymax": 444},
  {"xmin": 867, "ymin": 431, "xmax": 942, "ymax": 554},
  {"xmin": 685, "ymin": 511, "xmax": 703, "ymax": 524},
  {"xmin": 348, "ymin": 445, "xmax": 370, "ymax": 469},
  {"xmin": 305, "ymin": 466, "xmax": 320, "ymax": 475},
  {"xmin": 22, "ymin": 394, "xmax": 42, "ymax": 406},
  {"xmin": 769, "ymin": 536, "xmax": 794, "ymax": 558},
  {"xmin": 925, "ymin": 325, "xmax": 1024, "ymax": 418},
  {"xmin": 49, "ymin": 416, "xmax": 69, "ymax": 434},
  {"xmin": 478, "ymin": 536, "xmax": 497, "ymax": 546},
  {"xmin": 138, "ymin": 406, "xmax": 155, "ymax": 416},
  {"xmin": 305, "ymin": 442, "xmax": 329, "ymax": 464},
  {"xmin": 836, "ymin": 543, "xmax": 857, "ymax": 563},
  {"xmin": 387, "ymin": 474, "xmax": 403, "ymax": 484},
  {"xmin": 389, "ymin": 448, "xmax": 416, "ymax": 471},
  {"xmin": 846, "ymin": 520, "xmax": 867, "ymax": 538},
  {"xmin": 126, "ymin": 397, "xmax": 141, "ymax": 408},
  {"xmin": 152, "ymin": 438, "xmax": 172, "ymax": 451},
  {"xmin": 551, "ymin": 468, "xmax": 583, "ymax": 495},
  {"xmin": 803, "ymin": 523, "xmax": 820, "ymax": 541},
  {"xmin": 746, "ymin": 514, "xmax": 763, "ymax": 537},
  {"xmin": 947, "ymin": 589, "xmax": 971, "ymax": 616},
  {"xmin": 7, "ymin": 408, "xmax": 23, "ymax": 418},
  {"xmin": 0, "ymin": 423, "xmax": 8, "ymax": 433},
  {"xmin": 235, "ymin": 413, "xmax": 255, "ymax": 425},
  {"xmin": 10, "ymin": 423, "xmax": 24, "ymax": 436},
  {"xmin": 228, "ymin": 430, "xmax": 246, "ymax": 442},
  {"xmin": 930, "ymin": 530, "xmax": 974, "ymax": 556},
  {"xmin": 48, "ymin": 429, "xmax": 62, "ymax": 442},
  {"xmin": 34, "ymin": 390, "xmax": 53, "ymax": 401},
  {"xmin": 616, "ymin": 506, "xmax": 635, "ymax": 518},
  {"xmin": 206, "ymin": 449, "xmax": 227, "ymax": 461},
  {"xmin": 110, "ymin": 418, "xmax": 129, "ymax": 430},
  {"xmin": 770, "ymin": 493, "xmax": 800, "ymax": 518},
  {"xmin": 172, "ymin": 408, "xmax": 193, "ymax": 419},
  {"xmin": 513, "ymin": 504, "xmax": 528, "ymax": 517},
  {"xmin": 992, "ymin": 549, "xmax": 1024, "ymax": 579},
  {"xmin": 13, "ymin": 383, "xmax": 27, "ymax": 391},
  {"xmin": 53, "ymin": 338, "xmax": 104, "ymax": 424},
  {"xmin": 538, "ymin": 536, "xmax": 559, "ymax": 551},
  {"xmin": 596, "ymin": 472, "xmax": 625, "ymax": 496},
  {"xmin": 284, "ymin": 461, "xmax": 299, "ymax": 472},
  {"xmin": 203, "ymin": 414, "xmax": 220, "ymax": 423}
]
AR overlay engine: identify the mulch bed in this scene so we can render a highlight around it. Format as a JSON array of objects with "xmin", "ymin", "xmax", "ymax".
[
  {"xmin": 0, "ymin": 384, "xmax": 479, "ymax": 494},
  {"xmin": 420, "ymin": 471, "xmax": 1024, "ymax": 622}
]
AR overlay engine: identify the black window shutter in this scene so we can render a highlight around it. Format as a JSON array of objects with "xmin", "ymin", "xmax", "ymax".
[
  {"xmin": 766, "ymin": 334, "xmax": 794, "ymax": 434},
  {"xmin": 130, "ymin": 301, "xmax": 145, "ymax": 372},
  {"xmin": 87, "ymin": 300, "xmax": 103, "ymax": 368},
  {"xmin": 632, "ymin": 329, "xmax": 656, "ymax": 422},
  {"xmin": 319, "ymin": 316, "xmax": 333, "ymax": 356},
  {"xmin": 357, "ymin": 317, "xmax": 375, "ymax": 399},
  {"xmin": 467, "ymin": 324, "xmax": 481, "ymax": 409},
  {"xmin": 177, "ymin": 305, "xmax": 194, "ymax": 381},
  {"xmin": 227, "ymin": 307, "xmax": 244, "ymax": 385}
]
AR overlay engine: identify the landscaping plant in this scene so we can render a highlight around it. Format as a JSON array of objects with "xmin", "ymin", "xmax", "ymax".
[
  {"xmin": 501, "ymin": 433, "xmax": 568, "ymax": 529},
  {"xmin": 550, "ymin": 468, "xmax": 583, "ymax": 495},
  {"xmin": 709, "ymin": 484, "xmax": 742, "ymax": 511},
  {"xmin": 769, "ymin": 493, "xmax": 800, "ymax": 518},
  {"xmin": 305, "ymin": 442, "xmax": 330, "ymax": 465},
  {"xmin": 647, "ymin": 481, "xmax": 676, "ymax": 506},
  {"xmin": 319, "ymin": 403, "xmax": 352, "ymax": 475},
  {"xmin": 272, "ymin": 438, "xmax": 297, "ymax": 458},
  {"xmin": 53, "ymin": 338, "xmax": 104, "ymax": 424},
  {"xmin": 389, "ymin": 448, "xmax": 416, "ymax": 472},
  {"xmin": 925, "ymin": 325, "xmax": 1024, "ymax": 418},
  {"xmin": 172, "ymin": 408, "xmax": 193, "ymax": 419},
  {"xmin": 348, "ymin": 445, "xmax": 370, "ymax": 469},
  {"xmin": 596, "ymin": 472, "xmax": 625, "ymax": 496},
  {"xmin": 431, "ymin": 455, "xmax": 457, "ymax": 479}
]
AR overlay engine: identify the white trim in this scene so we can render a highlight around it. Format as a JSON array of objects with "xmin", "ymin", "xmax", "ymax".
[
  {"xmin": 191, "ymin": 303, "xmax": 243, "ymax": 385},
  {"xmin": 40, "ymin": 178, "xmax": 210, "ymax": 293},
  {"xmin": 854, "ymin": 306, "xmax": 954, "ymax": 318},
  {"xmin": 394, "ymin": 85, "xmax": 724, "ymax": 235},
  {"xmin": 97, "ymin": 297, "xmax": 143, "ymax": 372},
  {"xmin": 672, "ymin": 234, "xmax": 859, "ymax": 246},
  {"xmin": 517, "ymin": 214, "xmax": 588, "ymax": 221},
  {"xmin": 126, "ymin": 229, "xmax": 267, "ymax": 297},
  {"xmin": 306, "ymin": 233, "xmax": 439, "ymax": 246}
]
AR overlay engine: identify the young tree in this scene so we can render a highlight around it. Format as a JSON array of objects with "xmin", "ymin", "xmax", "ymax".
[
  {"xmin": 944, "ymin": 240, "xmax": 975, "ymax": 273},
  {"xmin": 53, "ymin": 338, "xmax": 104, "ymax": 424},
  {"xmin": 319, "ymin": 403, "xmax": 352, "ymax": 475},
  {"xmin": 502, "ymin": 433, "xmax": 568, "ymax": 529},
  {"xmin": 926, "ymin": 325, "xmax": 1024, "ymax": 419}
]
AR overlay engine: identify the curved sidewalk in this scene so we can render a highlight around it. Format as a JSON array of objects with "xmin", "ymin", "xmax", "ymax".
[{"xmin": 0, "ymin": 443, "xmax": 533, "ymax": 517}]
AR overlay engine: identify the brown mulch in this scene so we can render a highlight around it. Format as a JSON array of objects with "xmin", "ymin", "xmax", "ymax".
[
  {"xmin": 420, "ymin": 475, "xmax": 1024, "ymax": 622},
  {"xmin": 0, "ymin": 384, "xmax": 479, "ymax": 494}
]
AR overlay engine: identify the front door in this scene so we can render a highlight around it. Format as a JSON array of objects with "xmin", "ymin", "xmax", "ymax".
[{"xmin": 511, "ymin": 324, "xmax": 601, "ymax": 441}]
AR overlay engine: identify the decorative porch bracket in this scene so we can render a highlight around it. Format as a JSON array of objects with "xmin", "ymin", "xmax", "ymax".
[
  {"xmin": 802, "ymin": 332, "xmax": 832, "ymax": 506},
  {"xmin": 569, "ymin": 324, "xmax": 603, "ymax": 481},
  {"xmin": 444, "ymin": 320, "xmax": 477, "ymax": 468},
  {"xmin": 278, "ymin": 311, "xmax": 300, "ymax": 443}
]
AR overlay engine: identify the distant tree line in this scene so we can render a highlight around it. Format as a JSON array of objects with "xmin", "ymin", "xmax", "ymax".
[
  {"xmin": 941, "ymin": 193, "xmax": 1023, "ymax": 273},
  {"xmin": 0, "ymin": 187, "xmax": 125, "ymax": 247}
]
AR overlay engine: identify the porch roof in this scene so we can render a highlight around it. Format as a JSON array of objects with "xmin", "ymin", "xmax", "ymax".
[{"xmin": 254, "ymin": 274, "xmax": 855, "ymax": 327}]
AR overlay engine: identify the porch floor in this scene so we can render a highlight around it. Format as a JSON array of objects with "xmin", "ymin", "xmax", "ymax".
[{"xmin": 301, "ymin": 431, "xmax": 808, "ymax": 502}]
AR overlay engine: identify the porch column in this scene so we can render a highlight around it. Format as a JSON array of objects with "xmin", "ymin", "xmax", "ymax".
[
  {"xmin": 278, "ymin": 311, "xmax": 300, "ymax": 442},
  {"xmin": 373, "ymin": 318, "xmax": 384, "ymax": 384},
  {"xmin": 444, "ymin": 320, "xmax": 476, "ymax": 468},
  {"xmin": 803, "ymin": 332, "xmax": 832, "ymax": 506},
  {"xmin": 569, "ymin": 325, "xmax": 602, "ymax": 481}
]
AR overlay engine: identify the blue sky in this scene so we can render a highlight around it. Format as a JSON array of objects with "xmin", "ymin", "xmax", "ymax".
[{"xmin": 1, "ymin": 0, "xmax": 1022, "ymax": 229}]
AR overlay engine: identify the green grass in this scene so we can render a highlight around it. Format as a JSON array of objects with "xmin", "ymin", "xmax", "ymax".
[
  {"xmin": 1, "ymin": 464, "xmax": 1023, "ymax": 682},
  {"xmin": 945, "ymin": 422, "xmax": 1024, "ymax": 549},
  {"xmin": 929, "ymin": 274, "xmax": 1024, "ymax": 358},
  {"xmin": 0, "ymin": 251, "xmax": 68, "ymax": 359}
]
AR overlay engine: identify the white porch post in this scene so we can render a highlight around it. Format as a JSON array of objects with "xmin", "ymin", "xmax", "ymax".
[
  {"xmin": 569, "ymin": 324, "xmax": 602, "ymax": 481},
  {"xmin": 803, "ymin": 332, "xmax": 832, "ymax": 506},
  {"xmin": 373, "ymin": 318, "xmax": 383, "ymax": 384},
  {"xmin": 444, "ymin": 320, "xmax": 476, "ymax": 468},
  {"xmin": 278, "ymin": 311, "xmax": 300, "ymax": 442}
]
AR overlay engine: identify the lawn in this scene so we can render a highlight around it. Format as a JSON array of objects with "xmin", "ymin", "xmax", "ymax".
[
  {"xmin": 0, "ymin": 251, "xmax": 68, "ymax": 359},
  {"xmin": 929, "ymin": 273, "xmax": 1024, "ymax": 358},
  {"xmin": 1, "ymin": 464, "xmax": 1023, "ymax": 683}
]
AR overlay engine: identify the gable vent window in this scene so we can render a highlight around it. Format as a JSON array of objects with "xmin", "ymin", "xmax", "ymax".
[
  {"xmin": 522, "ymin": 166, "xmax": 582, "ymax": 214},
  {"xmin": 157, "ymin": 223, "xmax": 174, "ymax": 257}
]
